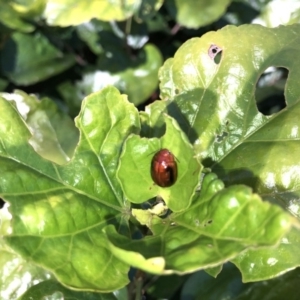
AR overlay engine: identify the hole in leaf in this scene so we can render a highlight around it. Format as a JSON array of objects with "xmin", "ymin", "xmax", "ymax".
[
  {"xmin": 208, "ymin": 44, "xmax": 222, "ymax": 64},
  {"xmin": 255, "ymin": 66, "xmax": 288, "ymax": 115}
]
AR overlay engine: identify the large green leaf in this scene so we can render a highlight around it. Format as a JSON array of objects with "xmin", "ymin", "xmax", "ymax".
[
  {"xmin": 0, "ymin": 32, "xmax": 75, "ymax": 85},
  {"xmin": 0, "ymin": 204, "xmax": 53, "ymax": 300},
  {"xmin": 44, "ymin": 0, "xmax": 142, "ymax": 26},
  {"xmin": 0, "ymin": 90, "xmax": 79, "ymax": 165},
  {"xmin": 157, "ymin": 23, "xmax": 300, "ymax": 279},
  {"xmin": 159, "ymin": 24, "xmax": 300, "ymax": 216},
  {"xmin": 232, "ymin": 227, "xmax": 300, "ymax": 282},
  {"xmin": 1, "ymin": 84, "xmax": 295, "ymax": 292},
  {"xmin": 18, "ymin": 280, "xmax": 118, "ymax": 300},
  {"xmin": 165, "ymin": 0, "xmax": 232, "ymax": 28},
  {"xmin": 106, "ymin": 173, "xmax": 295, "ymax": 274},
  {"xmin": 2, "ymin": 23, "xmax": 300, "ymax": 292},
  {"xmin": 117, "ymin": 115, "xmax": 202, "ymax": 212},
  {"xmin": 1, "ymin": 87, "xmax": 140, "ymax": 292}
]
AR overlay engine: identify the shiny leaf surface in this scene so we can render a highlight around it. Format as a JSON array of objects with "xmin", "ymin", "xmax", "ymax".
[
  {"xmin": 44, "ymin": 0, "xmax": 142, "ymax": 26},
  {"xmin": 159, "ymin": 24, "xmax": 300, "ymax": 216},
  {"xmin": 19, "ymin": 280, "xmax": 118, "ymax": 300},
  {"xmin": 165, "ymin": 0, "xmax": 232, "ymax": 28},
  {"xmin": 117, "ymin": 115, "xmax": 202, "ymax": 212},
  {"xmin": 0, "ymin": 90, "xmax": 79, "ymax": 165},
  {"xmin": 158, "ymin": 24, "xmax": 300, "ymax": 279},
  {"xmin": 1, "ymin": 87, "xmax": 140, "ymax": 292},
  {"xmin": 0, "ymin": 204, "xmax": 53, "ymax": 300},
  {"xmin": 107, "ymin": 173, "xmax": 294, "ymax": 274}
]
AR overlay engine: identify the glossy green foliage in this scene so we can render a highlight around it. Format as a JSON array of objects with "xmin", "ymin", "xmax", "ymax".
[
  {"xmin": 159, "ymin": 24, "xmax": 300, "ymax": 215},
  {"xmin": 158, "ymin": 23, "xmax": 300, "ymax": 280},
  {"xmin": 0, "ymin": 81, "xmax": 295, "ymax": 293},
  {"xmin": 1, "ymin": 87, "xmax": 140, "ymax": 292},
  {"xmin": 165, "ymin": 0, "xmax": 232, "ymax": 28},
  {"xmin": 0, "ymin": 90, "xmax": 79, "ymax": 164},
  {"xmin": 44, "ymin": 0, "xmax": 163, "ymax": 26},
  {"xmin": 18, "ymin": 280, "xmax": 119, "ymax": 300},
  {"xmin": 1, "ymin": 1, "xmax": 300, "ymax": 298},
  {"xmin": 107, "ymin": 173, "xmax": 293, "ymax": 275},
  {"xmin": 117, "ymin": 115, "xmax": 202, "ymax": 212}
]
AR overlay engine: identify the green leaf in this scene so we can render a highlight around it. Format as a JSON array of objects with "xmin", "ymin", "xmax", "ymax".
[
  {"xmin": 0, "ymin": 32, "xmax": 76, "ymax": 85},
  {"xmin": 0, "ymin": 204, "xmax": 53, "ymax": 300},
  {"xmin": 235, "ymin": 267, "xmax": 300, "ymax": 300},
  {"xmin": 0, "ymin": 0, "xmax": 35, "ymax": 32},
  {"xmin": 1, "ymin": 86, "xmax": 140, "ymax": 292},
  {"xmin": 106, "ymin": 173, "xmax": 295, "ymax": 274},
  {"xmin": 18, "ymin": 280, "xmax": 118, "ymax": 300},
  {"xmin": 117, "ymin": 114, "xmax": 202, "ymax": 212},
  {"xmin": 76, "ymin": 20, "xmax": 108, "ymax": 55},
  {"xmin": 232, "ymin": 227, "xmax": 300, "ymax": 282},
  {"xmin": 165, "ymin": 0, "xmax": 232, "ymax": 29},
  {"xmin": 135, "ymin": 0, "xmax": 164, "ymax": 21},
  {"xmin": 75, "ymin": 44, "xmax": 163, "ymax": 106},
  {"xmin": 159, "ymin": 24, "xmax": 300, "ymax": 213},
  {"xmin": 0, "ymin": 90, "xmax": 79, "ymax": 165},
  {"xmin": 44, "ymin": 0, "xmax": 142, "ymax": 26},
  {"xmin": 158, "ymin": 23, "xmax": 300, "ymax": 279}
]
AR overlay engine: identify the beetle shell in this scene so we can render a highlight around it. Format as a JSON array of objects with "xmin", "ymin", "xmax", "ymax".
[{"xmin": 151, "ymin": 149, "xmax": 177, "ymax": 187}]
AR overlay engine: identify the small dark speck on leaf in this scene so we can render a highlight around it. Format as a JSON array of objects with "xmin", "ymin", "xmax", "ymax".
[
  {"xmin": 208, "ymin": 44, "xmax": 222, "ymax": 64},
  {"xmin": 215, "ymin": 131, "xmax": 229, "ymax": 143}
]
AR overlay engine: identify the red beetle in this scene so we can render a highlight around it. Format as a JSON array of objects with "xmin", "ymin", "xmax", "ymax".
[{"xmin": 151, "ymin": 149, "xmax": 178, "ymax": 187}]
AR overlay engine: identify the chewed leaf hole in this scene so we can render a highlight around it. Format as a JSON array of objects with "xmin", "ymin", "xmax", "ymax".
[
  {"xmin": 208, "ymin": 44, "xmax": 222, "ymax": 64},
  {"xmin": 255, "ymin": 66, "xmax": 288, "ymax": 115}
]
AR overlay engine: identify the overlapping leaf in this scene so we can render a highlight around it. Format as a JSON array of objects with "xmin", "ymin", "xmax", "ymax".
[
  {"xmin": 165, "ymin": 0, "xmax": 232, "ymax": 28},
  {"xmin": 2, "ymin": 23, "xmax": 300, "ymax": 293},
  {"xmin": 158, "ymin": 24, "xmax": 300, "ymax": 279},
  {"xmin": 75, "ymin": 44, "xmax": 163, "ymax": 106},
  {"xmin": 43, "ymin": 0, "xmax": 163, "ymax": 26},
  {"xmin": 0, "ymin": 32, "xmax": 75, "ymax": 85},
  {"xmin": 0, "ymin": 0, "xmax": 42, "ymax": 32},
  {"xmin": 105, "ymin": 172, "xmax": 294, "ymax": 274},
  {"xmin": 0, "ymin": 87, "xmax": 140, "ymax": 292},
  {"xmin": 0, "ymin": 90, "xmax": 79, "ymax": 165}
]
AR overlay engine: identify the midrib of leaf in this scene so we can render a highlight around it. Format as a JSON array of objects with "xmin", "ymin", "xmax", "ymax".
[
  {"xmin": 0, "ymin": 151, "xmax": 123, "ymax": 212},
  {"xmin": 79, "ymin": 109, "xmax": 125, "ymax": 209}
]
